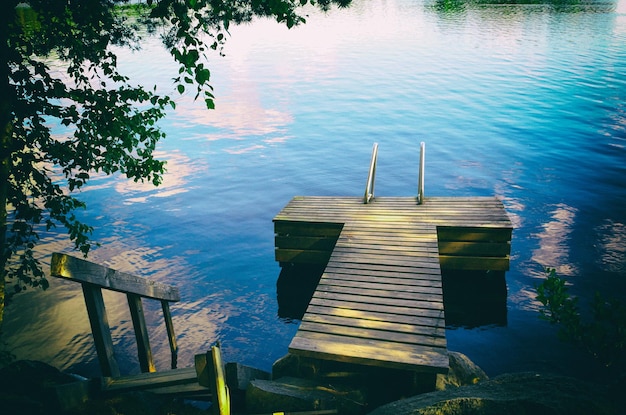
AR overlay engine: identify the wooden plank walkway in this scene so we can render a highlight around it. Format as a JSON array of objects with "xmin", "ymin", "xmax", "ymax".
[{"xmin": 274, "ymin": 196, "xmax": 512, "ymax": 374}]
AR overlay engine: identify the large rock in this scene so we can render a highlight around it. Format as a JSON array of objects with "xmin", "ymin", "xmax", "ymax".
[
  {"xmin": 246, "ymin": 376, "xmax": 367, "ymax": 414},
  {"xmin": 436, "ymin": 351, "xmax": 489, "ymax": 390},
  {"xmin": 368, "ymin": 372, "xmax": 617, "ymax": 415},
  {"xmin": 271, "ymin": 353, "xmax": 441, "ymax": 410},
  {"xmin": 0, "ymin": 360, "xmax": 86, "ymax": 414},
  {"xmin": 245, "ymin": 376, "xmax": 339, "ymax": 413}
]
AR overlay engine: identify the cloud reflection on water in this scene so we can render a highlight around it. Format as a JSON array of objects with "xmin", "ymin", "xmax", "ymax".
[
  {"xmin": 112, "ymin": 150, "xmax": 203, "ymax": 205},
  {"xmin": 594, "ymin": 220, "xmax": 626, "ymax": 273},
  {"xmin": 531, "ymin": 203, "xmax": 578, "ymax": 277}
]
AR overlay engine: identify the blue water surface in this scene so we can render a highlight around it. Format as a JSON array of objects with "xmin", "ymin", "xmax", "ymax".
[{"xmin": 3, "ymin": 0, "xmax": 626, "ymax": 380}]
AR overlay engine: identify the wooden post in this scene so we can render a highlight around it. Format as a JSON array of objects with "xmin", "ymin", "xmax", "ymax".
[
  {"xmin": 127, "ymin": 293, "xmax": 156, "ymax": 373},
  {"xmin": 161, "ymin": 300, "xmax": 178, "ymax": 369},
  {"xmin": 196, "ymin": 345, "xmax": 230, "ymax": 415},
  {"xmin": 210, "ymin": 344, "xmax": 230, "ymax": 415},
  {"xmin": 81, "ymin": 284, "xmax": 120, "ymax": 378}
]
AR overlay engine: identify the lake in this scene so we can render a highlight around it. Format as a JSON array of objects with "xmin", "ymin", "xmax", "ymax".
[{"xmin": 3, "ymin": 0, "xmax": 626, "ymax": 381}]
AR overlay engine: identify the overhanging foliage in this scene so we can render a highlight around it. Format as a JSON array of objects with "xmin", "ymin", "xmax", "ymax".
[{"xmin": 0, "ymin": 0, "xmax": 351, "ymax": 326}]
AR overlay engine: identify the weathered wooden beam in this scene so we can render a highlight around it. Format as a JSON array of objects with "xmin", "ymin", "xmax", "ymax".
[
  {"xmin": 162, "ymin": 301, "xmax": 178, "ymax": 370},
  {"xmin": 102, "ymin": 367, "xmax": 202, "ymax": 393},
  {"xmin": 275, "ymin": 249, "xmax": 332, "ymax": 264},
  {"xmin": 81, "ymin": 284, "xmax": 120, "ymax": 378},
  {"xmin": 274, "ymin": 221, "xmax": 343, "ymax": 237},
  {"xmin": 437, "ymin": 226, "xmax": 512, "ymax": 242},
  {"xmin": 275, "ymin": 235, "xmax": 339, "ymax": 251},
  {"xmin": 438, "ymin": 255, "xmax": 510, "ymax": 271},
  {"xmin": 51, "ymin": 253, "xmax": 180, "ymax": 301},
  {"xmin": 437, "ymin": 241, "xmax": 511, "ymax": 256},
  {"xmin": 127, "ymin": 293, "xmax": 155, "ymax": 373},
  {"xmin": 196, "ymin": 345, "xmax": 230, "ymax": 415}
]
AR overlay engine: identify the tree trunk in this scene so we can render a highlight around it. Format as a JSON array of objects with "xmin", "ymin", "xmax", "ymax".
[{"xmin": 0, "ymin": 3, "xmax": 17, "ymax": 331}]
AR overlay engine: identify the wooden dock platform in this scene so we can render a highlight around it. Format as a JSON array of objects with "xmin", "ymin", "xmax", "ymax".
[{"xmin": 274, "ymin": 196, "xmax": 512, "ymax": 374}]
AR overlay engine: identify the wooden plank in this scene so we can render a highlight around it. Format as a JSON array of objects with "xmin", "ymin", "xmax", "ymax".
[
  {"xmin": 275, "ymin": 249, "xmax": 332, "ymax": 264},
  {"xmin": 318, "ymin": 277, "xmax": 443, "ymax": 294},
  {"xmin": 51, "ymin": 253, "xmax": 180, "ymax": 301},
  {"xmin": 323, "ymin": 265, "xmax": 442, "ymax": 282},
  {"xmin": 316, "ymin": 283, "xmax": 443, "ymax": 303},
  {"xmin": 312, "ymin": 291, "xmax": 444, "ymax": 311},
  {"xmin": 338, "ymin": 232, "xmax": 439, "ymax": 243},
  {"xmin": 289, "ymin": 333, "xmax": 448, "ymax": 373},
  {"xmin": 275, "ymin": 235, "xmax": 339, "ymax": 250},
  {"xmin": 161, "ymin": 301, "xmax": 179, "ymax": 370},
  {"xmin": 277, "ymin": 210, "xmax": 509, "ymax": 221},
  {"xmin": 328, "ymin": 251, "xmax": 441, "ymax": 267},
  {"xmin": 127, "ymin": 293, "xmax": 156, "ymax": 373},
  {"xmin": 438, "ymin": 255, "xmax": 510, "ymax": 271},
  {"xmin": 81, "ymin": 284, "xmax": 120, "ymax": 378},
  {"xmin": 298, "ymin": 321, "xmax": 446, "ymax": 348},
  {"xmin": 306, "ymin": 304, "xmax": 444, "ymax": 328},
  {"xmin": 309, "ymin": 297, "xmax": 445, "ymax": 319},
  {"xmin": 274, "ymin": 221, "xmax": 343, "ymax": 236},
  {"xmin": 437, "ymin": 227, "xmax": 513, "ymax": 242},
  {"xmin": 102, "ymin": 367, "xmax": 200, "ymax": 393},
  {"xmin": 333, "ymin": 240, "xmax": 439, "ymax": 252},
  {"xmin": 144, "ymin": 382, "xmax": 211, "ymax": 398},
  {"xmin": 438, "ymin": 241, "xmax": 511, "ymax": 256},
  {"xmin": 331, "ymin": 246, "xmax": 440, "ymax": 259},
  {"xmin": 324, "ymin": 261, "xmax": 441, "ymax": 275},
  {"xmin": 302, "ymin": 313, "xmax": 446, "ymax": 338}
]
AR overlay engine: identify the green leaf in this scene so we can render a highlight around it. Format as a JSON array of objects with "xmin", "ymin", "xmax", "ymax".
[
  {"xmin": 177, "ymin": 84, "xmax": 185, "ymax": 94},
  {"xmin": 195, "ymin": 68, "xmax": 210, "ymax": 84}
]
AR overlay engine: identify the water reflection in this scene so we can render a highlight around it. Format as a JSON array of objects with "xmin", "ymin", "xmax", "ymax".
[
  {"xmin": 443, "ymin": 271, "xmax": 508, "ymax": 328},
  {"xmin": 531, "ymin": 204, "xmax": 578, "ymax": 276},
  {"xmin": 113, "ymin": 150, "xmax": 202, "ymax": 204},
  {"xmin": 276, "ymin": 264, "xmax": 326, "ymax": 321},
  {"xmin": 595, "ymin": 220, "xmax": 626, "ymax": 273}
]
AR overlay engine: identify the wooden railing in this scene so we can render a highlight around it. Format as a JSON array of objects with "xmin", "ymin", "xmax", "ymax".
[
  {"xmin": 50, "ymin": 252, "xmax": 180, "ymax": 377},
  {"xmin": 49, "ymin": 253, "xmax": 233, "ymax": 411}
]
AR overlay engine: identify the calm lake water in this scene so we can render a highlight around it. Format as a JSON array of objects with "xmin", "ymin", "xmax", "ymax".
[{"xmin": 3, "ymin": 0, "xmax": 626, "ymax": 381}]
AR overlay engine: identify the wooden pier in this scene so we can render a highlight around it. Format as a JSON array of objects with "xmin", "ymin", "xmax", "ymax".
[{"xmin": 273, "ymin": 195, "xmax": 512, "ymax": 374}]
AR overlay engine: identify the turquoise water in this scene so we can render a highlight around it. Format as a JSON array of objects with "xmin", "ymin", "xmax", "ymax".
[{"xmin": 3, "ymin": 0, "xmax": 626, "ymax": 380}]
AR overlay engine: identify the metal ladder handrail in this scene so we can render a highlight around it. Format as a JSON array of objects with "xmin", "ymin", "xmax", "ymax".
[
  {"xmin": 363, "ymin": 143, "xmax": 378, "ymax": 204},
  {"xmin": 417, "ymin": 141, "xmax": 425, "ymax": 204}
]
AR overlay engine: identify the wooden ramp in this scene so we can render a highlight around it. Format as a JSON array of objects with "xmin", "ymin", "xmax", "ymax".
[{"xmin": 274, "ymin": 196, "xmax": 512, "ymax": 374}]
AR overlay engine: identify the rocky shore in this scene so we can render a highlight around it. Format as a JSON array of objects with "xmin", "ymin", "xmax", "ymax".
[{"xmin": 0, "ymin": 351, "xmax": 622, "ymax": 415}]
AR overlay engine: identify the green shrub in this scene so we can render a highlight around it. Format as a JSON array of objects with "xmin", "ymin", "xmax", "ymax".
[{"xmin": 536, "ymin": 268, "xmax": 626, "ymax": 368}]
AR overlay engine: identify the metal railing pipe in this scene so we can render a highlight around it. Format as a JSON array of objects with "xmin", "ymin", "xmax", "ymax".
[
  {"xmin": 364, "ymin": 143, "xmax": 378, "ymax": 204},
  {"xmin": 417, "ymin": 142, "xmax": 425, "ymax": 204}
]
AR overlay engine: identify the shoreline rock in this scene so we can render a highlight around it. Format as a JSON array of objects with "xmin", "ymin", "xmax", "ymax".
[
  {"xmin": 0, "ymin": 352, "xmax": 620, "ymax": 415},
  {"xmin": 367, "ymin": 372, "xmax": 618, "ymax": 415}
]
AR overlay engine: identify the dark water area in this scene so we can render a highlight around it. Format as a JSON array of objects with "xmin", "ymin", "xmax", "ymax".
[{"xmin": 3, "ymin": 0, "xmax": 626, "ymax": 384}]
